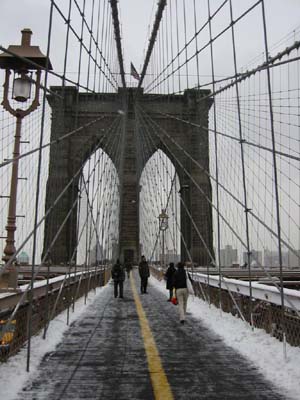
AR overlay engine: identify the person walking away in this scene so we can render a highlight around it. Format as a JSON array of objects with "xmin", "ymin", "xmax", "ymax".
[
  {"xmin": 125, "ymin": 258, "xmax": 132, "ymax": 279},
  {"xmin": 111, "ymin": 259, "xmax": 125, "ymax": 298},
  {"xmin": 139, "ymin": 255, "xmax": 150, "ymax": 294},
  {"xmin": 165, "ymin": 262, "xmax": 176, "ymax": 301},
  {"xmin": 173, "ymin": 262, "xmax": 189, "ymax": 324}
]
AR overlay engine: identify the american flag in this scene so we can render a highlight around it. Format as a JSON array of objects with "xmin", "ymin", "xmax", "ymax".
[{"xmin": 130, "ymin": 62, "xmax": 140, "ymax": 81}]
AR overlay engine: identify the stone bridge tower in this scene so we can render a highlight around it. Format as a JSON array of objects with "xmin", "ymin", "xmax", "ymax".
[{"xmin": 43, "ymin": 87, "xmax": 213, "ymax": 266}]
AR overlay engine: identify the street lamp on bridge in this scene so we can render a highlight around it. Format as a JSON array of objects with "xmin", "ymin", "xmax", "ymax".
[
  {"xmin": 0, "ymin": 29, "xmax": 52, "ymax": 290},
  {"xmin": 158, "ymin": 209, "xmax": 169, "ymax": 270}
]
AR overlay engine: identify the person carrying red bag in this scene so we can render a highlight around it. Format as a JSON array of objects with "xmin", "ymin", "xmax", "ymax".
[{"xmin": 172, "ymin": 262, "xmax": 189, "ymax": 324}]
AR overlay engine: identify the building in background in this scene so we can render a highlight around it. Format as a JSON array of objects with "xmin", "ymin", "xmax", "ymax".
[
  {"xmin": 264, "ymin": 249, "xmax": 289, "ymax": 268},
  {"xmin": 220, "ymin": 245, "xmax": 238, "ymax": 267},
  {"xmin": 164, "ymin": 249, "xmax": 180, "ymax": 265},
  {"xmin": 17, "ymin": 251, "xmax": 30, "ymax": 265},
  {"xmin": 89, "ymin": 243, "xmax": 103, "ymax": 265},
  {"xmin": 287, "ymin": 250, "xmax": 300, "ymax": 269},
  {"xmin": 243, "ymin": 250, "xmax": 262, "ymax": 267}
]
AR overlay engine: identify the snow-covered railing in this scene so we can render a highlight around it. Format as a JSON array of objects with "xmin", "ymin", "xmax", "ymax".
[
  {"xmin": 191, "ymin": 272, "xmax": 300, "ymax": 311},
  {"xmin": 189, "ymin": 271, "xmax": 300, "ymax": 347}
]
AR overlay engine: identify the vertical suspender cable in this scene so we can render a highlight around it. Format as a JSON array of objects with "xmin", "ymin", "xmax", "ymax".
[
  {"xmin": 183, "ymin": 0, "xmax": 189, "ymax": 89},
  {"xmin": 229, "ymin": 0, "xmax": 253, "ymax": 328},
  {"xmin": 261, "ymin": 0, "xmax": 286, "ymax": 358},
  {"xmin": 175, "ymin": 0, "xmax": 181, "ymax": 93},
  {"xmin": 98, "ymin": 0, "xmax": 106, "ymax": 92},
  {"xmin": 26, "ymin": 1, "xmax": 54, "ymax": 372},
  {"xmin": 87, "ymin": 0, "xmax": 96, "ymax": 90},
  {"xmin": 193, "ymin": 0, "xmax": 200, "ymax": 89},
  {"xmin": 207, "ymin": 0, "xmax": 222, "ymax": 311},
  {"xmin": 169, "ymin": 1, "xmax": 175, "ymax": 94},
  {"xmin": 93, "ymin": 0, "xmax": 102, "ymax": 92}
]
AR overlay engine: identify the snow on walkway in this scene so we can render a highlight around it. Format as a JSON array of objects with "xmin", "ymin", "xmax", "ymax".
[
  {"xmin": 151, "ymin": 276, "xmax": 300, "ymax": 400},
  {"xmin": 0, "ymin": 285, "xmax": 110, "ymax": 400},
  {"xmin": 0, "ymin": 277, "xmax": 299, "ymax": 400}
]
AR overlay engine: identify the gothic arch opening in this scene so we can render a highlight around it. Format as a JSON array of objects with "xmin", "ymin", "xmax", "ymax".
[
  {"xmin": 77, "ymin": 148, "xmax": 120, "ymax": 265},
  {"xmin": 139, "ymin": 149, "xmax": 181, "ymax": 267}
]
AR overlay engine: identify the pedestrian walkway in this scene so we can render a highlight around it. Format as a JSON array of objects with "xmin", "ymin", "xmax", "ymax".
[{"xmin": 17, "ymin": 270, "xmax": 285, "ymax": 399}]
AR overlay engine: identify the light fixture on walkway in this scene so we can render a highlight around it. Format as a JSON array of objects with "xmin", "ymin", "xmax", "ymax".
[
  {"xmin": 0, "ymin": 29, "xmax": 52, "ymax": 291},
  {"xmin": 158, "ymin": 209, "xmax": 169, "ymax": 270}
]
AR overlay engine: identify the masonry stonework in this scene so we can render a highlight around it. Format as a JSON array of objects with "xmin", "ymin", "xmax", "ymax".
[{"xmin": 43, "ymin": 87, "xmax": 213, "ymax": 266}]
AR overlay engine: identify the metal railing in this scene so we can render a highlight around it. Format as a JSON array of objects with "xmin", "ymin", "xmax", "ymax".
[
  {"xmin": 191, "ymin": 273, "xmax": 300, "ymax": 348},
  {"xmin": 150, "ymin": 265, "xmax": 300, "ymax": 347},
  {"xmin": 0, "ymin": 265, "xmax": 111, "ymax": 362}
]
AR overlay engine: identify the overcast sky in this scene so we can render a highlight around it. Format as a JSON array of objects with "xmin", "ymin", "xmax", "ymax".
[
  {"xmin": 1, "ymin": 0, "xmax": 299, "ymax": 264},
  {"xmin": 1, "ymin": 0, "xmax": 300, "ymax": 78}
]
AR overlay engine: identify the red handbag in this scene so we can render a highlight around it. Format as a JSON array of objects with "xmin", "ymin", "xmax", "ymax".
[{"xmin": 171, "ymin": 296, "xmax": 178, "ymax": 305}]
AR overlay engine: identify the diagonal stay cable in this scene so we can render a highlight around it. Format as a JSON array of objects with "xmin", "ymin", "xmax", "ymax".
[
  {"xmin": 139, "ymin": 106, "xmax": 300, "ymax": 260},
  {"xmin": 0, "ymin": 116, "xmax": 107, "ymax": 170}
]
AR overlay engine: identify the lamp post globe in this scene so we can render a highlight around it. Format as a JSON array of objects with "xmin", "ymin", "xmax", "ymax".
[{"xmin": 158, "ymin": 209, "xmax": 169, "ymax": 270}]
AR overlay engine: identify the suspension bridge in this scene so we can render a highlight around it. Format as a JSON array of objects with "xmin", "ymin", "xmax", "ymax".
[{"xmin": 0, "ymin": 0, "xmax": 300, "ymax": 399}]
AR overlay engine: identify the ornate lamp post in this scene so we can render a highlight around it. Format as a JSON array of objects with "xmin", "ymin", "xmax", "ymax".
[
  {"xmin": 158, "ymin": 209, "xmax": 168, "ymax": 270},
  {"xmin": 0, "ymin": 29, "xmax": 52, "ymax": 290}
]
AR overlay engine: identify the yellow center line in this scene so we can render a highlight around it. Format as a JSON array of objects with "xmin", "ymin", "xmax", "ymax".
[{"xmin": 130, "ymin": 274, "xmax": 174, "ymax": 400}]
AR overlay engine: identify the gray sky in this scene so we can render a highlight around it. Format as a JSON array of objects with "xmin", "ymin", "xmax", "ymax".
[
  {"xmin": 1, "ymin": 0, "xmax": 300, "ymax": 265},
  {"xmin": 1, "ymin": 0, "xmax": 300, "ymax": 78}
]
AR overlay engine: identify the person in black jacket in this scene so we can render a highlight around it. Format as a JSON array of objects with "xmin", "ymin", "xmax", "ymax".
[
  {"xmin": 111, "ymin": 259, "xmax": 125, "ymax": 298},
  {"xmin": 173, "ymin": 262, "xmax": 189, "ymax": 324},
  {"xmin": 138, "ymin": 255, "xmax": 150, "ymax": 294},
  {"xmin": 165, "ymin": 262, "xmax": 176, "ymax": 301},
  {"xmin": 124, "ymin": 258, "xmax": 132, "ymax": 278}
]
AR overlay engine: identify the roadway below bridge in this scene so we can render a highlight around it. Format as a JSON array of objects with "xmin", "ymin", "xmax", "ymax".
[{"xmin": 17, "ymin": 269, "xmax": 285, "ymax": 400}]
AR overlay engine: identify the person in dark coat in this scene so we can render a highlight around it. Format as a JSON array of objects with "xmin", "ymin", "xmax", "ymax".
[
  {"xmin": 111, "ymin": 259, "xmax": 125, "ymax": 298},
  {"xmin": 165, "ymin": 262, "xmax": 176, "ymax": 301},
  {"xmin": 173, "ymin": 262, "xmax": 189, "ymax": 324},
  {"xmin": 138, "ymin": 255, "xmax": 150, "ymax": 294},
  {"xmin": 124, "ymin": 258, "xmax": 132, "ymax": 278}
]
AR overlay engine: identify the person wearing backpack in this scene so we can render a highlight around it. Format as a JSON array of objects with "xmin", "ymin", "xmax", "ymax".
[{"xmin": 111, "ymin": 259, "xmax": 125, "ymax": 298}]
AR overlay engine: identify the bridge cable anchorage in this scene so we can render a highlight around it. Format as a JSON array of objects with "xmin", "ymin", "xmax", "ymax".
[
  {"xmin": 109, "ymin": 0, "xmax": 126, "ymax": 88},
  {"xmin": 138, "ymin": 0, "xmax": 167, "ymax": 88}
]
